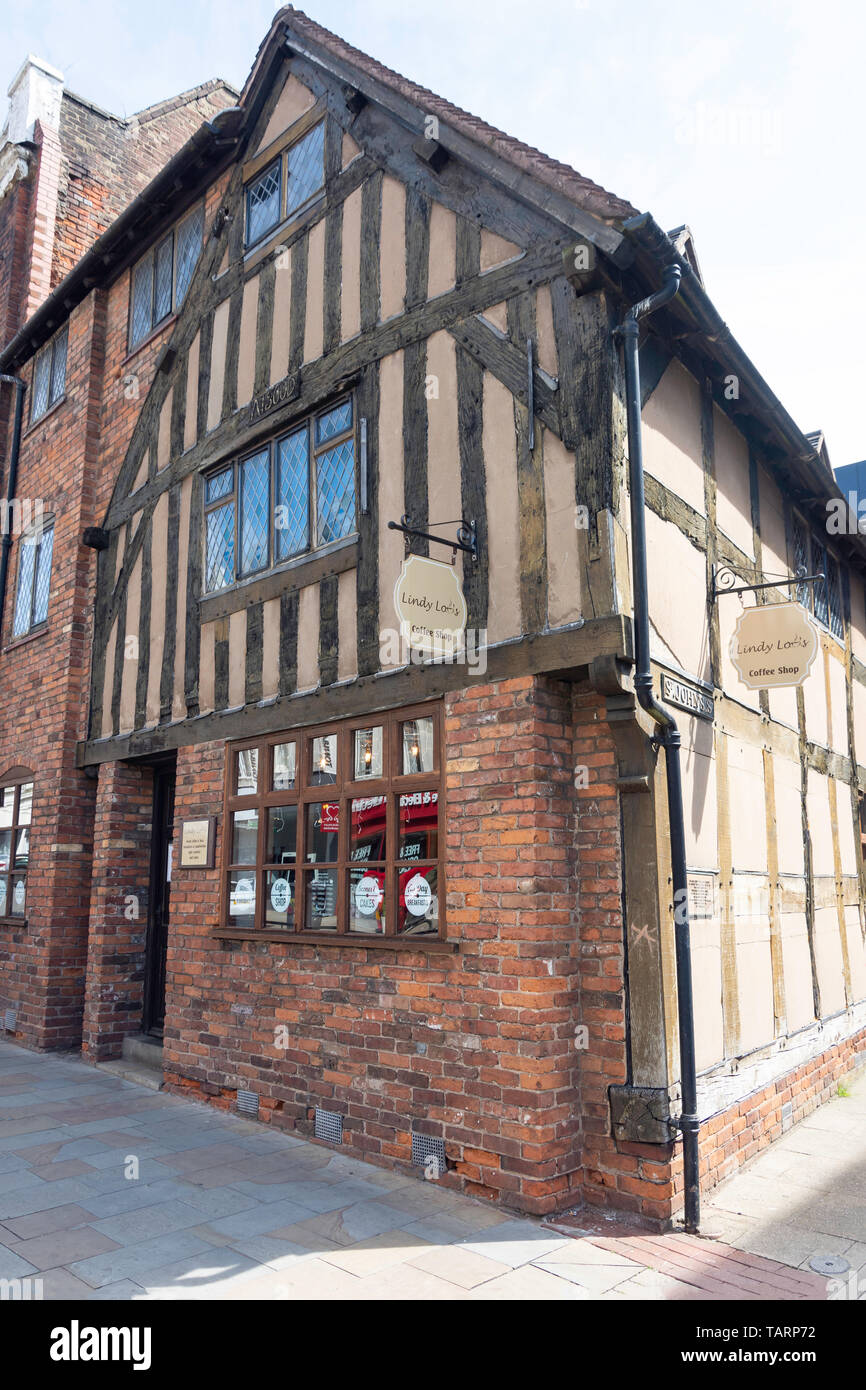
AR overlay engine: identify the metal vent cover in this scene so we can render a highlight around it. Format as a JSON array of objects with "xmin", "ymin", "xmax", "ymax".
[
  {"xmin": 411, "ymin": 1133, "xmax": 446, "ymax": 1177},
  {"xmin": 4, "ymin": 1008, "xmax": 16, "ymax": 1033},
  {"xmin": 236, "ymin": 1088, "xmax": 259, "ymax": 1117},
  {"xmin": 314, "ymin": 1107, "xmax": 343, "ymax": 1144}
]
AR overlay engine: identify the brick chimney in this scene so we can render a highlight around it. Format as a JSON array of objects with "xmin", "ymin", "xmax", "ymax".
[{"xmin": 0, "ymin": 55, "xmax": 65, "ymax": 337}]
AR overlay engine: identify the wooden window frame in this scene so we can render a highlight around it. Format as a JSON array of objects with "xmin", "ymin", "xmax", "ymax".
[
  {"xmin": 0, "ymin": 770, "xmax": 34, "ymax": 925},
  {"xmin": 202, "ymin": 395, "xmax": 356, "ymax": 595},
  {"xmin": 217, "ymin": 703, "xmax": 446, "ymax": 946},
  {"xmin": 243, "ymin": 112, "xmax": 326, "ymax": 251},
  {"xmin": 127, "ymin": 202, "xmax": 205, "ymax": 352},
  {"xmin": 30, "ymin": 326, "xmax": 68, "ymax": 424}
]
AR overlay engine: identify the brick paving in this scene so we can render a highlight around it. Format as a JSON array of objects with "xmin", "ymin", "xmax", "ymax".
[{"xmin": 0, "ymin": 1039, "xmax": 862, "ymax": 1300}]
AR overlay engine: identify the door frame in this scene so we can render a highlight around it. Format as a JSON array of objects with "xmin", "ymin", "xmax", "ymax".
[{"xmin": 142, "ymin": 753, "xmax": 176, "ymax": 1036}]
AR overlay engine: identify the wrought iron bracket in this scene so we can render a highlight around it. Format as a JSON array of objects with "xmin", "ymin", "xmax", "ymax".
[
  {"xmin": 711, "ymin": 564, "xmax": 824, "ymax": 602},
  {"xmin": 388, "ymin": 515, "xmax": 478, "ymax": 564}
]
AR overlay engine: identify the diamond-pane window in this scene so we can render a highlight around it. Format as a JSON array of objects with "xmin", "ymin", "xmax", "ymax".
[
  {"xmin": 206, "ymin": 503, "xmax": 235, "ymax": 591},
  {"xmin": 175, "ymin": 205, "xmax": 203, "ymax": 305},
  {"xmin": 828, "ymin": 556, "xmax": 844, "ymax": 640},
  {"xmin": 12, "ymin": 541, "xmax": 36, "ymax": 637},
  {"xmin": 12, "ymin": 522, "xmax": 53, "ymax": 637},
  {"xmin": 275, "ymin": 430, "xmax": 310, "ymax": 560},
  {"xmin": 246, "ymin": 160, "xmax": 281, "ymax": 246},
  {"xmin": 792, "ymin": 516, "xmax": 809, "ymax": 608},
  {"xmin": 130, "ymin": 256, "xmax": 154, "ymax": 348},
  {"xmin": 154, "ymin": 235, "xmax": 174, "ymax": 324},
  {"xmin": 31, "ymin": 350, "xmax": 51, "ymax": 421},
  {"xmin": 316, "ymin": 400, "xmax": 352, "ymax": 445},
  {"xmin": 285, "ymin": 122, "xmax": 325, "ymax": 217},
  {"xmin": 812, "ymin": 537, "xmax": 829, "ymax": 627},
  {"xmin": 240, "ymin": 452, "xmax": 270, "ymax": 575},
  {"xmin": 206, "ymin": 468, "xmax": 233, "ymax": 505},
  {"xmin": 49, "ymin": 327, "xmax": 67, "ymax": 403},
  {"xmin": 32, "ymin": 525, "xmax": 53, "ymax": 626},
  {"xmin": 317, "ymin": 440, "xmax": 356, "ymax": 546}
]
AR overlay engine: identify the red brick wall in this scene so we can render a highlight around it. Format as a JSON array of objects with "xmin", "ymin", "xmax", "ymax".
[
  {"xmin": 160, "ymin": 676, "xmax": 603, "ymax": 1214},
  {"xmin": 0, "ymin": 293, "xmax": 106, "ymax": 1051},
  {"xmin": 81, "ymin": 759, "xmax": 154, "ymax": 1060}
]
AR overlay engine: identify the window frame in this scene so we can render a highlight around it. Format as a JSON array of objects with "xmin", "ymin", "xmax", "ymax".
[
  {"xmin": 218, "ymin": 704, "xmax": 445, "ymax": 944},
  {"xmin": 243, "ymin": 117, "xmax": 326, "ymax": 251},
  {"xmin": 11, "ymin": 517, "xmax": 55, "ymax": 638},
  {"xmin": 127, "ymin": 201, "xmax": 205, "ymax": 352},
  {"xmin": 791, "ymin": 511, "xmax": 844, "ymax": 642},
  {"xmin": 30, "ymin": 326, "xmax": 68, "ymax": 424},
  {"xmin": 0, "ymin": 771, "xmax": 34, "ymax": 924},
  {"xmin": 202, "ymin": 395, "xmax": 357, "ymax": 594}
]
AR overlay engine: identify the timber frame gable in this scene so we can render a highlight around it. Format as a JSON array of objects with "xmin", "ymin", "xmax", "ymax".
[{"xmin": 81, "ymin": 14, "xmax": 636, "ymax": 764}]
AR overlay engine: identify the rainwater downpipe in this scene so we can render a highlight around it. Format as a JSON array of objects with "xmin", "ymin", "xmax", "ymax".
[
  {"xmin": 0, "ymin": 374, "xmax": 26, "ymax": 645},
  {"xmin": 615, "ymin": 262, "xmax": 701, "ymax": 1233}
]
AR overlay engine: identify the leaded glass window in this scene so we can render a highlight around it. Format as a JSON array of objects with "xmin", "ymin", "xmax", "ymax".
[
  {"xmin": 244, "ymin": 120, "xmax": 326, "ymax": 248},
  {"xmin": 30, "ymin": 327, "xmax": 67, "ymax": 423},
  {"xmin": 128, "ymin": 203, "xmax": 204, "ymax": 350},
  {"xmin": 246, "ymin": 160, "xmax": 281, "ymax": 246},
  {"xmin": 202, "ymin": 398, "xmax": 356, "ymax": 592},
  {"xmin": 12, "ymin": 520, "xmax": 54, "ymax": 637}
]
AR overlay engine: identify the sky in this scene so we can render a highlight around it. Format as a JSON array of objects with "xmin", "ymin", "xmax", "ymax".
[{"xmin": 2, "ymin": 0, "xmax": 864, "ymax": 466}]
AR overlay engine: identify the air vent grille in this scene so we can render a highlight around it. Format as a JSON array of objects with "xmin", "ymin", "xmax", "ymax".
[
  {"xmin": 314, "ymin": 1107, "xmax": 343, "ymax": 1144},
  {"xmin": 411, "ymin": 1133, "xmax": 446, "ymax": 1177},
  {"xmin": 236, "ymin": 1088, "xmax": 259, "ymax": 1117},
  {"xmin": 4, "ymin": 1008, "xmax": 16, "ymax": 1033}
]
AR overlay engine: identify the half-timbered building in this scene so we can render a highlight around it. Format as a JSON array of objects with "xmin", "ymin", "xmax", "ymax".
[{"xmin": 1, "ymin": 8, "xmax": 864, "ymax": 1224}]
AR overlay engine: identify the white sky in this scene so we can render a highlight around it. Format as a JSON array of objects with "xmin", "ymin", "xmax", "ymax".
[{"xmin": 3, "ymin": 0, "xmax": 864, "ymax": 465}]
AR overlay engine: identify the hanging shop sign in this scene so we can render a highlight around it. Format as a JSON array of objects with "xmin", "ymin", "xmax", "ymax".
[
  {"xmin": 179, "ymin": 817, "xmax": 216, "ymax": 868},
  {"xmin": 729, "ymin": 602, "xmax": 819, "ymax": 690},
  {"xmin": 394, "ymin": 554, "xmax": 467, "ymax": 659},
  {"xmin": 660, "ymin": 672, "xmax": 714, "ymax": 721}
]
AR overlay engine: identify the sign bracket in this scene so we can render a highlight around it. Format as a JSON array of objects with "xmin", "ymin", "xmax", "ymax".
[
  {"xmin": 388, "ymin": 514, "xmax": 478, "ymax": 564},
  {"xmin": 712, "ymin": 564, "xmax": 824, "ymax": 602}
]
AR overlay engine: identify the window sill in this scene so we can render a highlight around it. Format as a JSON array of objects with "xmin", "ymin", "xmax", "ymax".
[
  {"xmin": 199, "ymin": 535, "xmax": 359, "ymax": 622},
  {"xmin": 242, "ymin": 192, "xmax": 326, "ymax": 274},
  {"xmin": 4, "ymin": 622, "xmax": 49, "ymax": 653},
  {"xmin": 122, "ymin": 315, "xmax": 177, "ymax": 367},
  {"xmin": 0, "ymin": 917, "xmax": 27, "ymax": 928},
  {"xmin": 23, "ymin": 395, "xmax": 68, "ymax": 438},
  {"xmin": 213, "ymin": 927, "xmax": 458, "ymax": 952}
]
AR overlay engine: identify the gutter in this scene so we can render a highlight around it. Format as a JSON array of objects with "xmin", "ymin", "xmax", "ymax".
[
  {"xmin": 614, "ymin": 254, "xmax": 701, "ymax": 1234},
  {"xmin": 0, "ymin": 106, "xmax": 245, "ymax": 375},
  {"xmin": 0, "ymin": 374, "xmax": 26, "ymax": 643}
]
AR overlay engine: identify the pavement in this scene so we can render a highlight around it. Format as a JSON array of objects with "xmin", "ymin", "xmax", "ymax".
[{"xmin": 0, "ymin": 1037, "xmax": 863, "ymax": 1301}]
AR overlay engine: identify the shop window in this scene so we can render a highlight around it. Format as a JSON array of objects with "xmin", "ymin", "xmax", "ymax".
[
  {"xmin": 222, "ymin": 705, "xmax": 443, "ymax": 941},
  {"xmin": 12, "ymin": 518, "xmax": 54, "ymax": 637},
  {"xmin": 30, "ymin": 326, "xmax": 68, "ymax": 422},
  {"xmin": 0, "ymin": 774, "xmax": 33, "ymax": 921},
  {"xmin": 128, "ymin": 202, "xmax": 204, "ymax": 350},
  {"xmin": 203, "ymin": 396, "xmax": 356, "ymax": 592},
  {"xmin": 244, "ymin": 120, "xmax": 325, "ymax": 249}
]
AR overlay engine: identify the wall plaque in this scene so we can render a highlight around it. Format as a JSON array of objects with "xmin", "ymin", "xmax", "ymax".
[
  {"xmin": 729, "ymin": 602, "xmax": 819, "ymax": 689},
  {"xmin": 660, "ymin": 672, "xmax": 714, "ymax": 721},
  {"xmin": 687, "ymin": 872, "xmax": 716, "ymax": 921},
  {"xmin": 180, "ymin": 817, "xmax": 215, "ymax": 868},
  {"xmin": 247, "ymin": 372, "xmax": 299, "ymax": 426}
]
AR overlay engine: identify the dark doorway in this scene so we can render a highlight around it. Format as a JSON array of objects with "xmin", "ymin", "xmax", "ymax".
[{"xmin": 143, "ymin": 761, "xmax": 175, "ymax": 1036}]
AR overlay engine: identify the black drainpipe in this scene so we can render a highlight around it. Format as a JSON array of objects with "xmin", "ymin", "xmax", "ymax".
[
  {"xmin": 0, "ymin": 374, "xmax": 26, "ymax": 645},
  {"xmin": 615, "ymin": 259, "xmax": 701, "ymax": 1234}
]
